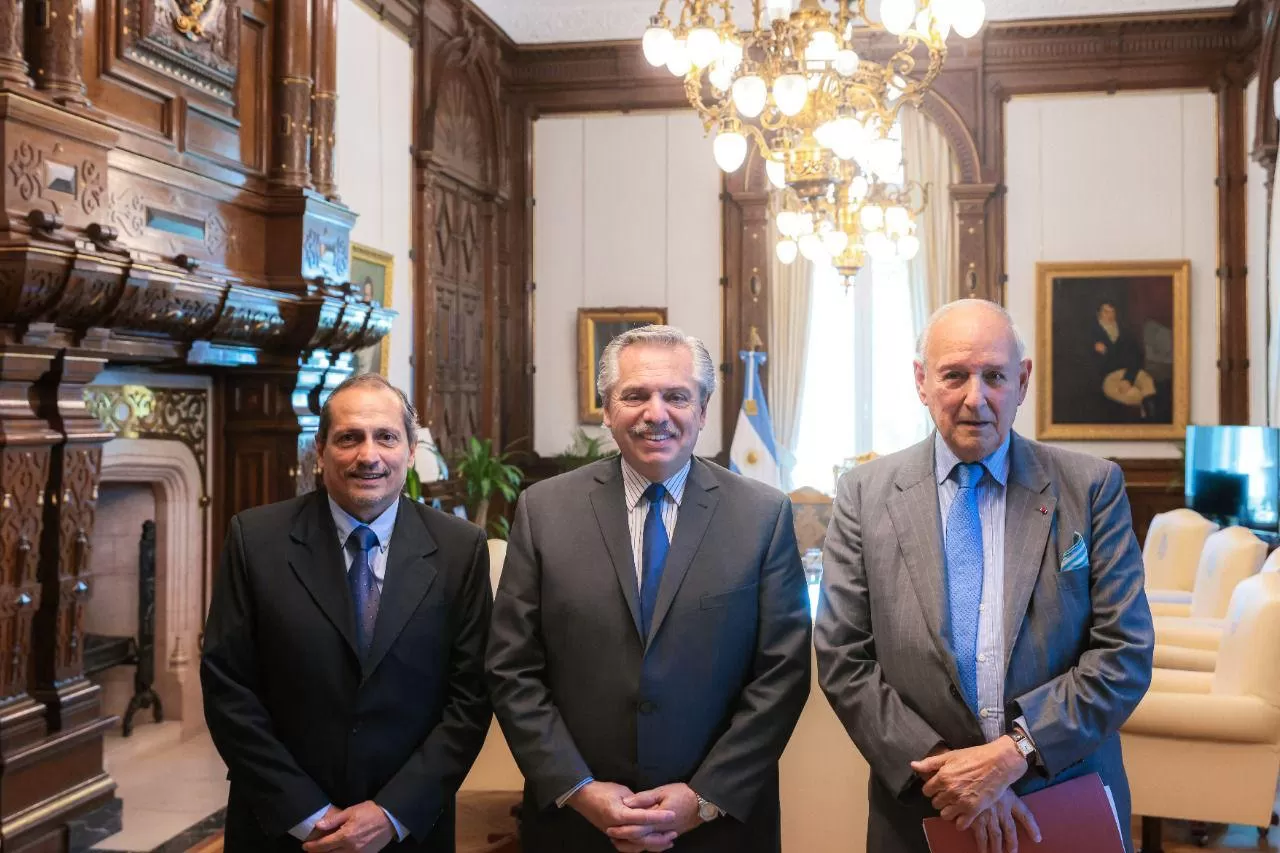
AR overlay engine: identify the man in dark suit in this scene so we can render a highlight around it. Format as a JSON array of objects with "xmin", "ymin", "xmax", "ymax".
[
  {"xmin": 486, "ymin": 325, "xmax": 811, "ymax": 853},
  {"xmin": 202, "ymin": 373, "xmax": 492, "ymax": 852},
  {"xmin": 816, "ymin": 299, "xmax": 1153, "ymax": 853}
]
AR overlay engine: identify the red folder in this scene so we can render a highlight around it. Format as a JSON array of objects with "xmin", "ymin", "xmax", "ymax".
[{"xmin": 922, "ymin": 773, "xmax": 1126, "ymax": 853}]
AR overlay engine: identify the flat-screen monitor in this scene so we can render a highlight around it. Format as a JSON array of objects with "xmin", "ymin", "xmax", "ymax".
[{"xmin": 1184, "ymin": 425, "xmax": 1280, "ymax": 532}]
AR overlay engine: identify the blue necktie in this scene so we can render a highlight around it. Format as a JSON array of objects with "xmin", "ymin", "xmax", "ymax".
[
  {"xmin": 639, "ymin": 483, "xmax": 669, "ymax": 639},
  {"xmin": 945, "ymin": 462, "xmax": 985, "ymax": 713},
  {"xmin": 347, "ymin": 525, "xmax": 381, "ymax": 657}
]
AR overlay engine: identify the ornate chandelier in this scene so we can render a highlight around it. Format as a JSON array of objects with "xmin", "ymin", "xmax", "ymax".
[{"xmin": 641, "ymin": 0, "xmax": 984, "ymax": 282}]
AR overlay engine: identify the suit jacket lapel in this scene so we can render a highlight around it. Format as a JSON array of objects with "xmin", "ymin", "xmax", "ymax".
[
  {"xmin": 1003, "ymin": 434, "xmax": 1056, "ymax": 663},
  {"xmin": 288, "ymin": 492, "xmax": 359, "ymax": 661},
  {"xmin": 364, "ymin": 497, "xmax": 439, "ymax": 678},
  {"xmin": 647, "ymin": 459, "xmax": 719, "ymax": 646},
  {"xmin": 589, "ymin": 460, "xmax": 644, "ymax": 640},
  {"xmin": 887, "ymin": 438, "xmax": 964, "ymax": 690}
]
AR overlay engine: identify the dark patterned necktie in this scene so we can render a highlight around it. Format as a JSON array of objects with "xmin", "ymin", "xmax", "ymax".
[
  {"xmin": 347, "ymin": 525, "xmax": 381, "ymax": 657},
  {"xmin": 639, "ymin": 483, "xmax": 669, "ymax": 639}
]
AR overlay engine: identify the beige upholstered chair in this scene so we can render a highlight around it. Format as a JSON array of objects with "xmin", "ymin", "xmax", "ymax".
[
  {"xmin": 1151, "ymin": 527, "xmax": 1267, "ymax": 672},
  {"xmin": 461, "ymin": 539, "xmax": 523, "ymax": 793},
  {"xmin": 1122, "ymin": 571, "xmax": 1280, "ymax": 838},
  {"xmin": 1144, "ymin": 508, "xmax": 1218, "ymax": 616}
]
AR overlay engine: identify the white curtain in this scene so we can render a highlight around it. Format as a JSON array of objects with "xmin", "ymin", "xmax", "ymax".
[
  {"xmin": 768, "ymin": 207, "xmax": 813, "ymax": 491},
  {"xmin": 901, "ymin": 104, "xmax": 959, "ymax": 338}
]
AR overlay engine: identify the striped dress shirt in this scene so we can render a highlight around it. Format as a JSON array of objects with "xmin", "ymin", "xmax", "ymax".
[
  {"xmin": 620, "ymin": 458, "xmax": 690, "ymax": 584},
  {"xmin": 935, "ymin": 432, "xmax": 1012, "ymax": 744}
]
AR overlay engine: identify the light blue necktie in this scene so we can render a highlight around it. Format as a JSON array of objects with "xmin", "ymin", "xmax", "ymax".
[
  {"xmin": 945, "ymin": 462, "xmax": 985, "ymax": 713},
  {"xmin": 347, "ymin": 525, "xmax": 381, "ymax": 657},
  {"xmin": 639, "ymin": 483, "xmax": 669, "ymax": 639}
]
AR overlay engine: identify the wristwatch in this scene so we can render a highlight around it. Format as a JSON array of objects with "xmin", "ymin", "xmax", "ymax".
[
  {"xmin": 695, "ymin": 793, "xmax": 722, "ymax": 823},
  {"xmin": 1009, "ymin": 726, "xmax": 1036, "ymax": 762}
]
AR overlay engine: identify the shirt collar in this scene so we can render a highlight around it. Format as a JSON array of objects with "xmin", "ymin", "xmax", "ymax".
[
  {"xmin": 620, "ymin": 457, "xmax": 692, "ymax": 512},
  {"xmin": 934, "ymin": 431, "xmax": 1011, "ymax": 488},
  {"xmin": 328, "ymin": 495, "xmax": 399, "ymax": 552}
]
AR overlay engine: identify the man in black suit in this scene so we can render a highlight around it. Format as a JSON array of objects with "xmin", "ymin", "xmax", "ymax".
[
  {"xmin": 486, "ymin": 325, "xmax": 811, "ymax": 852},
  {"xmin": 202, "ymin": 373, "xmax": 492, "ymax": 852}
]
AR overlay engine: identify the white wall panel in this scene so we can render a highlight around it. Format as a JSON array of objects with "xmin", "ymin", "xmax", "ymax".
[
  {"xmin": 534, "ymin": 113, "xmax": 723, "ymax": 458},
  {"xmin": 335, "ymin": 0, "xmax": 414, "ymax": 395},
  {"xmin": 1006, "ymin": 91, "xmax": 1219, "ymax": 459}
]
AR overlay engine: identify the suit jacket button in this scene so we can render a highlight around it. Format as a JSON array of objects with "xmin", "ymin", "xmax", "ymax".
[
  {"xmin": 948, "ymin": 684, "xmax": 961, "ymax": 700},
  {"xmin": 638, "ymin": 701, "xmax": 657, "ymax": 715}
]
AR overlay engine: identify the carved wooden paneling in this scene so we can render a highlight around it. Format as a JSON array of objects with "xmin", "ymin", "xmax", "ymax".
[
  {"xmin": 0, "ymin": 0, "xmax": 29, "ymax": 89},
  {"xmin": 1, "ymin": 114, "xmax": 116, "ymax": 236},
  {"xmin": 121, "ymin": 0, "xmax": 240, "ymax": 101}
]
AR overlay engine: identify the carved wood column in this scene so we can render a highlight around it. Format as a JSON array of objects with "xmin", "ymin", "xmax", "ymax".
[
  {"xmin": 0, "ymin": 344, "xmax": 57, "ymax": 755},
  {"xmin": 30, "ymin": 345, "xmax": 110, "ymax": 732},
  {"xmin": 271, "ymin": 0, "xmax": 313, "ymax": 188},
  {"xmin": 25, "ymin": 0, "xmax": 88, "ymax": 105},
  {"xmin": 952, "ymin": 182, "xmax": 1002, "ymax": 303},
  {"xmin": 413, "ymin": 165, "xmax": 440, "ymax": 435},
  {"xmin": 721, "ymin": 153, "xmax": 771, "ymax": 454},
  {"xmin": 0, "ymin": 0, "xmax": 30, "ymax": 89},
  {"xmin": 310, "ymin": 0, "xmax": 338, "ymax": 198},
  {"xmin": 1217, "ymin": 76, "xmax": 1250, "ymax": 424},
  {"xmin": 217, "ymin": 353, "xmax": 328, "ymax": 542}
]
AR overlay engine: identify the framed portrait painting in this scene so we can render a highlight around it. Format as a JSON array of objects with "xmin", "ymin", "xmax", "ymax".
[
  {"xmin": 351, "ymin": 244, "xmax": 394, "ymax": 377},
  {"xmin": 1036, "ymin": 260, "xmax": 1190, "ymax": 441},
  {"xmin": 578, "ymin": 307, "xmax": 668, "ymax": 423}
]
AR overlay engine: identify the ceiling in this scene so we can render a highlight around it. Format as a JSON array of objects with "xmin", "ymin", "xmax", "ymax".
[{"xmin": 471, "ymin": 0, "xmax": 1236, "ymax": 45}]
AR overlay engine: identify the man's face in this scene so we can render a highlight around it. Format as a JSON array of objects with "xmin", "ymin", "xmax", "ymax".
[
  {"xmin": 317, "ymin": 385, "xmax": 416, "ymax": 522},
  {"xmin": 1098, "ymin": 304, "xmax": 1116, "ymax": 324},
  {"xmin": 603, "ymin": 343, "xmax": 707, "ymax": 482},
  {"xmin": 914, "ymin": 305, "xmax": 1031, "ymax": 463}
]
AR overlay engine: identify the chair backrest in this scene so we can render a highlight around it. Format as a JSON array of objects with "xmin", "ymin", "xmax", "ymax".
[
  {"xmin": 1262, "ymin": 548, "xmax": 1280, "ymax": 574},
  {"xmin": 486, "ymin": 538, "xmax": 508, "ymax": 598},
  {"xmin": 789, "ymin": 487, "xmax": 834, "ymax": 554},
  {"xmin": 1189, "ymin": 526, "xmax": 1267, "ymax": 619},
  {"xmin": 1143, "ymin": 508, "xmax": 1218, "ymax": 591},
  {"xmin": 1213, "ymin": 571, "xmax": 1280, "ymax": 706}
]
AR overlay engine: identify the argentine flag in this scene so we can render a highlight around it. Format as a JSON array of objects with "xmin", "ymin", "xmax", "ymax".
[{"xmin": 729, "ymin": 350, "xmax": 782, "ymax": 489}]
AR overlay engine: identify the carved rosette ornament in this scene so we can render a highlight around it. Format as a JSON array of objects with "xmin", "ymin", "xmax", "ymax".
[{"xmin": 0, "ymin": 0, "xmax": 29, "ymax": 88}]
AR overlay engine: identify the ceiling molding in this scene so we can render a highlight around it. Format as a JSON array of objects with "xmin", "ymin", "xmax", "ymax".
[{"xmin": 472, "ymin": 0, "xmax": 1236, "ymax": 45}]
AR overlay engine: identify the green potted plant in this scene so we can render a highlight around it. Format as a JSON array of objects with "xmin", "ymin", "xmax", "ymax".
[
  {"xmin": 454, "ymin": 436, "xmax": 523, "ymax": 536},
  {"xmin": 555, "ymin": 428, "xmax": 618, "ymax": 472}
]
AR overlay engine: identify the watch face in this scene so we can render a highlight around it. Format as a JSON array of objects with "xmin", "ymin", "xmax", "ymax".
[{"xmin": 698, "ymin": 801, "xmax": 718, "ymax": 821}]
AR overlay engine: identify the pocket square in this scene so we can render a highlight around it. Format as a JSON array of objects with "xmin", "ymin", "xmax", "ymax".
[{"xmin": 1060, "ymin": 532, "xmax": 1089, "ymax": 572}]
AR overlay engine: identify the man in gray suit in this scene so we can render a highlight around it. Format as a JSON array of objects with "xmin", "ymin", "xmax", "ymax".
[
  {"xmin": 487, "ymin": 325, "xmax": 811, "ymax": 852},
  {"xmin": 816, "ymin": 299, "xmax": 1153, "ymax": 853}
]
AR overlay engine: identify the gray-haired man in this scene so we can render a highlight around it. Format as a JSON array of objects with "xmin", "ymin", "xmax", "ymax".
[{"xmin": 487, "ymin": 325, "xmax": 811, "ymax": 852}]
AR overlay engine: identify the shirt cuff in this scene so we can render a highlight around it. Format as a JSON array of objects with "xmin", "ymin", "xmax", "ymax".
[
  {"xmin": 289, "ymin": 804, "xmax": 332, "ymax": 840},
  {"xmin": 556, "ymin": 777, "xmax": 594, "ymax": 808},
  {"xmin": 380, "ymin": 807, "xmax": 408, "ymax": 842}
]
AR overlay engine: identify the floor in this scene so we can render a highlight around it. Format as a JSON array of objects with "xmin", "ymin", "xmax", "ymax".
[{"xmin": 92, "ymin": 722, "xmax": 229, "ymax": 853}]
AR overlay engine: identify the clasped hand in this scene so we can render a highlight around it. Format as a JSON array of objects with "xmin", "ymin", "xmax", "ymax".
[
  {"xmin": 910, "ymin": 738, "xmax": 1028, "ymax": 828},
  {"xmin": 301, "ymin": 802, "xmax": 394, "ymax": 853},
  {"xmin": 570, "ymin": 780, "xmax": 703, "ymax": 852}
]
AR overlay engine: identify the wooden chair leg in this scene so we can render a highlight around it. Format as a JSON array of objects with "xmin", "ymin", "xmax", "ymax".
[{"xmin": 1140, "ymin": 816, "xmax": 1163, "ymax": 853}]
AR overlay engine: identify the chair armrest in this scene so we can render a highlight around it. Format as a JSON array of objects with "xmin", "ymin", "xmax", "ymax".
[
  {"xmin": 1149, "ymin": 668, "xmax": 1214, "ymax": 694},
  {"xmin": 1150, "ymin": 600, "xmax": 1193, "ymax": 617},
  {"xmin": 1152, "ymin": 644, "xmax": 1217, "ymax": 672},
  {"xmin": 1123, "ymin": 694, "xmax": 1280, "ymax": 744},
  {"xmin": 1154, "ymin": 617, "xmax": 1226, "ymax": 651},
  {"xmin": 1147, "ymin": 589, "xmax": 1193, "ymax": 606}
]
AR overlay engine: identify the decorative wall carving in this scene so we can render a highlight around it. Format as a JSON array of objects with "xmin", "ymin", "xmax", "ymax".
[
  {"xmin": 84, "ymin": 386, "xmax": 210, "ymax": 495},
  {"xmin": 119, "ymin": 0, "xmax": 241, "ymax": 101},
  {"xmin": 0, "ymin": 448, "xmax": 49, "ymax": 703}
]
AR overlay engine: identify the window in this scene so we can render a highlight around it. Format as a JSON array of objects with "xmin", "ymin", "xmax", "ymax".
[{"xmin": 789, "ymin": 260, "xmax": 930, "ymax": 493}]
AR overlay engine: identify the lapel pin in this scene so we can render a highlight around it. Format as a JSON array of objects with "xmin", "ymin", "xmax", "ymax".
[{"xmin": 1038, "ymin": 506, "xmax": 1048, "ymax": 515}]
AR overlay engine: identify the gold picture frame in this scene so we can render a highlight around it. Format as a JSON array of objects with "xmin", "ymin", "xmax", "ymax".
[
  {"xmin": 578, "ymin": 307, "xmax": 667, "ymax": 424},
  {"xmin": 351, "ymin": 243, "xmax": 394, "ymax": 377},
  {"xmin": 1036, "ymin": 260, "xmax": 1190, "ymax": 441}
]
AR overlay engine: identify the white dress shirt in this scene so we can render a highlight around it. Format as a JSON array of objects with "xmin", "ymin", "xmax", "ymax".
[{"xmin": 289, "ymin": 498, "xmax": 408, "ymax": 843}]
